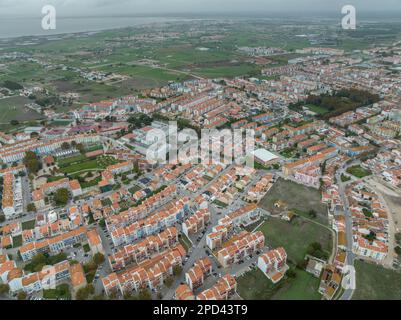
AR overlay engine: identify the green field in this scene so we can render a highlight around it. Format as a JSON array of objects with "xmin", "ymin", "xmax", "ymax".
[
  {"xmin": 306, "ymin": 104, "xmax": 330, "ymax": 115},
  {"xmin": 21, "ymin": 220, "xmax": 36, "ymax": 230},
  {"xmin": 259, "ymin": 178, "xmax": 329, "ymax": 225},
  {"xmin": 257, "ymin": 217, "xmax": 332, "ymax": 264},
  {"xmin": 12, "ymin": 235, "xmax": 23, "ymax": 248},
  {"xmin": 352, "ymin": 260, "xmax": 401, "ymax": 300},
  {"xmin": 237, "ymin": 267, "xmax": 321, "ymax": 300},
  {"xmin": 58, "ymin": 155, "xmax": 117, "ymax": 174},
  {"xmin": 57, "ymin": 154, "xmax": 87, "ymax": 167},
  {"xmin": 43, "ymin": 284, "xmax": 71, "ymax": 300},
  {"xmin": 0, "ymin": 96, "xmax": 43, "ymax": 124},
  {"xmin": 346, "ymin": 165, "xmax": 371, "ymax": 179},
  {"xmin": 179, "ymin": 233, "xmax": 192, "ymax": 252},
  {"xmin": 128, "ymin": 185, "xmax": 141, "ymax": 194}
]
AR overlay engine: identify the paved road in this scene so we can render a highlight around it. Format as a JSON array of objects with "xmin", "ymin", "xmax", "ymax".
[
  {"xmin": 162, "ymin": 167, "xmax": 273, "ymax": 299},
  {"xmin": 336, "ymin": 165, "xmax": 356, "ymax": 301}
]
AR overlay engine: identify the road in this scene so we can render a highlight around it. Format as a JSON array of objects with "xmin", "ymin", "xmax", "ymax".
[
  {"xmin": 336, "ymin": 164, "xmax": 356, "ymax": 300},
  {"xmin": 162, "ymin": 167, "xmax": 271, "ymax": 299}
]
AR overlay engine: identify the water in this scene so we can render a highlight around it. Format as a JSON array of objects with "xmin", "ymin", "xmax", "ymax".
[{"xmin": 0, "ymin": 16, "xmax": 188, "ymax": 39}]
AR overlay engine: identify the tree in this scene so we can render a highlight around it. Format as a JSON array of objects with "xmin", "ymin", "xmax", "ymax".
[
  {"xmin": 54, "ymin": 188, "xmax": 70, "ymax": 206},
  {"xmin": 93, "ymin": 253, "xmax": 105, "ymax": 266},
  {"xmin": 76, "ymin": 143, "xmax": 85, "ymax": 154},
  {"xmin": 137, "ymin": 289, "xmax": 152, "ymax": 300},
  {"xmin": 123, "ymin": 292, "xmax": 137, "ymax": 300},
  {"xmin": 0, "ymin": 214, "xmax": 5, "ymax": 223},
  {"xmin": 30, "ymin": 132, "xmax": 39, "ymax": 139},
  {"xmin": 308, "ymin": 210, "xmax": 317, "ymax": 219},
  {"xmin": 0, "ymin": 284, "xmax": 10, "ymax": 296},
  {"xmin": 172, "ymin": 265, "xmax": 182, "ymax": 276},
  {"xmin": 287, "ymin": 268, "xmax": 297, "ymax": 279},
  {"xmin": 17, "ymin": 291, "xmax": 27, "ymax": 300},
  {"xmin": 87, "ymin": 284, "xmax": 94, "ymax": 295},
  {"xmin": 23, "ymin": 151, "xmax": 41, "ymax": 174},
  {"xmin": 27, "ymin": 203, "xmax": 36, "ymax": 212},
  {"xmin": 76, "ymin": 287, "xmax": 89, "ymax": 300},
  {"xmin": 98, "ymin": 218, "xmax": 106, "ymax": 228},
  {"xmin": 2, "ymin": 80, "xmax": 23, "ymax": 90},
  {"xmin": 61, "ymin": 142, "xmax": 70, "ymax": 150},
  {"xmin": 164, "ymin": 276, "xmax": 174, "ymax": 288},
  {"xmin": 76, "ymin": 284, "xmax": 94, "ymax": 300},
  {"xmin": 24, "ymin": 253, "xmax": 47, "ymax": 272}
]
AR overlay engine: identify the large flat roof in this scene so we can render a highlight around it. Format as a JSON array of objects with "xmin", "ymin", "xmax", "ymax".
[{"xmin": 253, "ymin": 148, "xmax": 279, "ymax": 162}]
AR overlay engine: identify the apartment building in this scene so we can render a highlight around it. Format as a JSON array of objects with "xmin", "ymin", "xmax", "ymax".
[
  {"xmin": 227, "ymin": 204, "xmax": 261, "ymax": 227},
  {"xmin": 185, "ymin": 257, "xmax": 213, "ymax": 290},
  {"xmin": 86, "ymin": 229, "xmax": 105, "ymax": 255},
  {"xmin": 257, "ymin": 247, "xmax": 288, "ymax": 283},
  {"xmin": 182, "ymin": 208, "xmax": 211, "ymax": 237},
  {"xmin": 108, "ymin": 227, "xmax": 178, "ymax": 271},
  {"xmin": 19, "ymin": 226, "xmax": 87, "ymax": 262},
  {"xmin": 217, "ymin": 231, "xmax": 265, "ymax": 268},
  {"xmin": 174, "ymin": 284, "xmax": 195, "ymax": 300},
  {"xmin": 110, "ymin": 198, "xmax": 188, "ymax": 247},
  {"xmin": 32, "ymin": 178, "xmax": 82, "ymax": 209},
  {"xmin": 197, "ymin": 274, "xmax": 237, "ymax": 300},
  {"xmin": 102, "ymin": 245, "xmax": 185, "ymax": 295}
]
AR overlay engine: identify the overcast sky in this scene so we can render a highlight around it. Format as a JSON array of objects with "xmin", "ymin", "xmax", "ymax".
[{"xmin": 1, "ymin": 0, "xmax": 400, "ymax": 17}]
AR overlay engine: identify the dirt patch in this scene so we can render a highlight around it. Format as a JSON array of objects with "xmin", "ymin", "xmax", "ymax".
[
  {"xmin": 52, "ymin": 80, "xmax": 81, "ymax": 92},
  {"xmin": 259, "ymin": 178, "xmax": 328, "ymax": 224}
]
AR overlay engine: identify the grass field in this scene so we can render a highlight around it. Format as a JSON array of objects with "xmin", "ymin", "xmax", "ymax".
[
  {"xmin": 58, "ymin": 155, "xmax": 117, "ymax": 174},
  {"xmin": 128, "ymin": 185, "xmax": 141, "ymax": 194},
  {"xmin": 259, "ymin": 178, "xmax": 328, "ymax": 225},
  {"xmin": 305, "ymin": 104, "xmax": 330, "ymax": 115},
  {"xmin": 237, "ymin": 267, "xmax": 321, "ymax": 300},
  {"xmin": 12, "ymin": 235, "xmax": 23, "ymax": 248},
  {"xmin": 346, "ymin": 165, "xmax": 371, "ymax": 179},
  {"xmin": 179, "ymin": 233, "xmax": 192, "ymax": 252},
  {"xmin": 257, "ymin": 217, "xmax": 332, "ymax": 264},
  {"xmin": 43, "ymin": 284, "xmax": 71, "ymax": 300},
  {"xmin": 352, "ymin": 260, "xmax": 401, "ymax": 300},
  {"xmin": 0, "ymin": 96, "xmax": 43, "ymax": 123},
  {"xmin": 21, "ymin": 220, "xmax": 36, "ymax": 230}
]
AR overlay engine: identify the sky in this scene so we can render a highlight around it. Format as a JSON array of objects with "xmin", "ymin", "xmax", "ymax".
[{"xmin": 0, "ymin": 0, "xmax": 400, "ymax": 17}]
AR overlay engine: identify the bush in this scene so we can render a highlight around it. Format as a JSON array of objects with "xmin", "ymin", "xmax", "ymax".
[
  {"xmin": 0, "ymin": 284, "xmax": 10, "ymax": 296},
  {"xmin": 93, "ymin": 253, "xmax": 105, "ymax": 266},
  {"xmin": 27, "ymin": 203, "xmax": 36, "ymax": 212},
  {"xmin": 17, "ymin": 292, "xmax": 27, "ymax": 300},
  {"xmin": 164, "ymin": 276, "xmax": 174, "ymax": 288},
  {"xmin": 54, "ymin": 188, "xmax": 70, "ymax": 206}
]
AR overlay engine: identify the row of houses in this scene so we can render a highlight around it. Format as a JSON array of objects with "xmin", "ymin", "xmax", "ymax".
[
  {"xmin": 102, "ymin": 245, "xmax": 186, "ymax": 295},
  {"xmin": 110, "ymin": 198, "xmax": 190, "ymax": 247},
  {"xmin": 0, "ymin": 253, "xmax": 86, "ymax": 296},
  {"xmin": 108, "ymin": 226, "xmax": 178, "ymax": 271},
  {"xmin": 0, "ymin": 134, "xmax": 100, "ymax": 163},
  {"xmin": 18, "ymin": 226, "xmax": 89, "ymax": 262}
]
